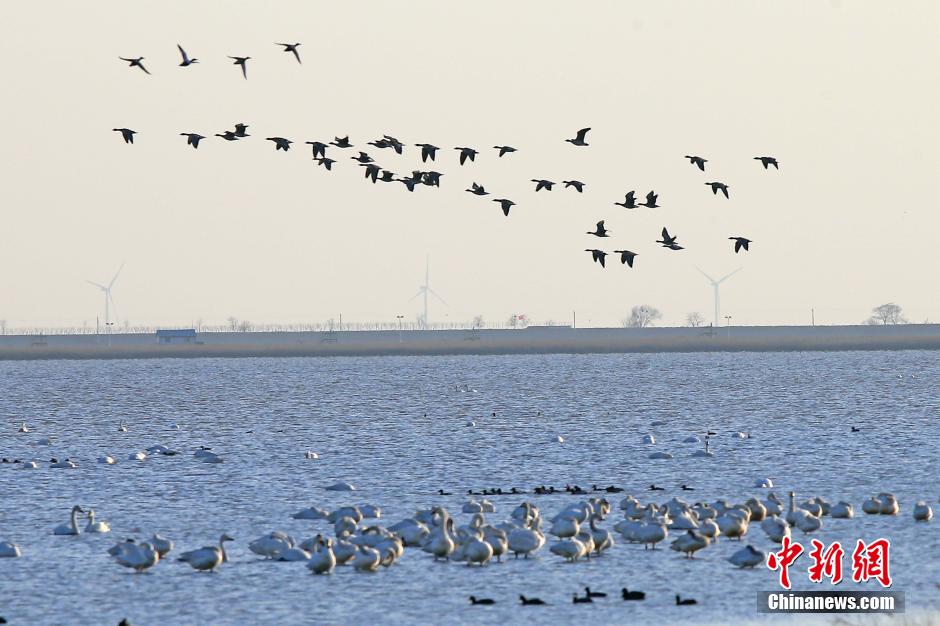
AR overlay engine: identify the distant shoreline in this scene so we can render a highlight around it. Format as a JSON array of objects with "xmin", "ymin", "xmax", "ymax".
[{"xmin": 0, "ymin": 324, "xmax": 938, "ymax": 361}]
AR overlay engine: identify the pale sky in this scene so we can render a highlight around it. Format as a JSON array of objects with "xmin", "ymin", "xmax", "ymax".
[{"xmin": 1, "ymin": 1, "xmax": 937, "ymax": 330}]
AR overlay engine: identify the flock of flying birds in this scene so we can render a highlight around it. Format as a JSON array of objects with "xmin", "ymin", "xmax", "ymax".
[{"xmin": 115, "ymin": 43, "xmax": 780, "ymax": 270}]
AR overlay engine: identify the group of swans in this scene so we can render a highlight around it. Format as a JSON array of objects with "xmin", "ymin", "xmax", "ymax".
[{"xmin": 52, "ymin": 506, "xmax": 111, "ymax": 535}]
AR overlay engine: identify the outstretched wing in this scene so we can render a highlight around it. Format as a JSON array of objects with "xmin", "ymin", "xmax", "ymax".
[{"xmin": 576, "ymin": 127, "xmax": 591, "ymax": 142}]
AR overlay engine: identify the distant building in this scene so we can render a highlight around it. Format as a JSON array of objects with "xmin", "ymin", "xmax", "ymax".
[{"xmin": 156, "ymin": 329, "xmax": 197, "ymax": 344}]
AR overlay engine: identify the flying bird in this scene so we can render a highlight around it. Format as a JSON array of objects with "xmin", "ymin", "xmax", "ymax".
[
  {"xmin": 266, "ymin": 137, "xmax": 292, "ymax": 151},
  {"xmin": 351, "ymin": 151, "xmax": 374, "ymax": 163},
  {"xmin": 685, "ymin": 155, "xmax": 707, "ymax": 171},
  {"xmin": 422, "ymin": 171, "xmax": 443, "ymax": 187},
  {"xmin": 705, "ymin": 182, "xmax": 730, "ymax": 198},
  {"xmin": 585, "ymin": 249, "xmax": 607, "ymax": 267},
  {"xmin": 228, "ymin": 56, "xmax": 251, "ymax": 79},
  {"xmin": 729, "ymin": 236, "xmax": 752, "ymax": 253},
  {"xmin": 113, "ymin": 128, "xmax": 136, "ymax": 144},
  {"xmin": 306, "ymin": 141, "xmax": 327, "ymax": 158},
  {"xmin": 467, "ymin": 182, "xmax": 489, "ymax": 196},
  {"xmin": 415, "ymin": 143, "xmax": 439, "ymax": 162},
  {"xmin": 639, "ymin": 191, "xmax": 660, "ymax": 208},
  {"xmin": 119, "ymin": 57, "xmax": 150, "ymax": 74},
  {"xmin": 493, "ymin": 199, "xmax": 515, "ymax": 216},
  {"xmin": 755, "ymin": 156, "xmax": 779, "ymax": 169},
  {"xmin": 493, "ymin": 145, "xmax": 516, "ymax": 157},
  {"xmin": 587, "ymin": 221, "xmax": 609, "ymax": 237},
  {"xmin": 382, "ymin": 135, "xmax": 404, "ymax": 155},
  {"xmin": 316, "ymin": 157, "xmax": 336, "ymax": 170},
  {"xmin": 397, "ymin": 178, "xmax": 419, "ymax": 192},
  {"xmin": 613, "ymin": 250, "xmax": 638, "ymax": 267},
  {"xmin": 276, "ymin": 42, "xmax": 302, "ymax": 64},
  {"xmin": 180, "ymin": 133, "xmax": 205, "ymax": 149},
  {"xmin": 563, "ymin": 180, "xmax": 586, "ymax": 192},
  {"xmin": 566, "ymin": 127, "xmax": 591, "ymax": 146},
  {"xmin": 532, "ymin": 179, "xmax": 555, "ymax": 192},
  {"xmin": 331, "ymin": 136, "xmax": 353, "ymax": 148},
  {"xmin": 361, "ymin": 163, "xmax": 380, "ymax": 182},
  {"xmin": 615, "ymin": 191, "xmax": 639, "ymax": 209},
  {"xmin": 215, "ymin": 131, "xmax": 239, "ymax": 141},
  {"xmin": 656, "ymin": 227, "xmax": 683, "ymax": 250},
  {"xmin": 176, "ymin": 45, "xmax": 198, "ymax": 67},
  {"xmin": 455, "ymin": 147, "xmax": 478, "ymax": 165},
  {"xmin": 379, "ymin": 170, "xmax": 395, "ymax": 183},
  {"xmin": 234, "ymin": 123, "xmax": 250, "ymax": 137}
]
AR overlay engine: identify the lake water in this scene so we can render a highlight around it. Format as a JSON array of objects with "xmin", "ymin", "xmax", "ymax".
[{"xmin": 0, "ymin": 351, "xmax": 938, "ymax": 625}]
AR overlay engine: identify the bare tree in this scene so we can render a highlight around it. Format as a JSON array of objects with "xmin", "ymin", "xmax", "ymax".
[
  {"xmin": 507, "ymin": 314, "xmax": 518, "ymax": 329},
  {"xmin": 237, "ymin": 320, "xmax": 252, "ymax": 332},
  {"xmin": 472, "ymin": 315, "xmax": 484, "ymax": 329},
  {"xmin": 623, "ymin": 305, "xmax": 662, "ymax": 328},
  {"xmin": 867, "ymin": 303, "xmax": 907, "ymax": 325},
  {"xmin": 227, "ymin": 316, "xmax": 239, "ymax": 332},
  {"xmin": 686, "ymin": 312, "xmax": 705, "ymax": 328}
]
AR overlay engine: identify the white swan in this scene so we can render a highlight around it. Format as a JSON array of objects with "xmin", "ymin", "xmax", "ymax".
[
  {"xmin": 85, "ymin": 510, "xmax": 111, "ymax": 534},
  {"xmin": 249, "ymin": 532, "xmax": 293, "ymax": 559},
  {"xmin": 913, "ymin": 501, "xmax": 933, "ymax": 521},
  {"xmin": 327, "ymin": 506, "xmax": 363, "ymax": 523},
  {"xmin": 465, "ymin": 535, "xmax": 494, "ymax": 566},
  {"xmin": 728, "ymin": 545, "xmax": 765, "ymax": 568},
  {"xmin": 754, "ymin": 477, "xmax": 773, "ymax": 488},
  {"xmin": 98, "ymin": 456, "xmax": 117, "ymax": 465},
  {"xmin": 128, "ymin": 451, "xmax": 147, "ymax": 461},
  {"xmin": 118, "ymin": 421, "xmax": 128, "ymax": 432},
  {"xmin": 483, "ymin": 526, "xmax": 508, "ymax": 562},
  {"xmin": 38, "ymin": 436, "xmax": 54, "ymax": 446},
  {"xmin": 304, "ymin": 451, "xmax": 319, "ymax": 460},
  {"xmin": 19, "ymin": 461, "xmax": 37, "ymax": 469},
  {"xmin": 307, "ymin": 538, "xmax": 336, "ymax": 574},
  {"xmin": 549, "ymin": 516, "xmax": 579, "ymax": 538},
  {"xmin": 332, "ymin": 536, "xmax": 358, "ymax": 564},
  {"xmin": 877, "ymin": 493, "xmax": 899, "ymax": 515},
  {"xmin": 198, "ymin": 451, "xmax": 223, "ymax": 464},
  {"xmin": 636, "ymin": 521, "xmax": 668, "ymax": 549},
  {"xmin": 0, "ymin": 541, "xmax": 21, "ymax": 558},
  {"xmin": 588, "ymin": 515, "xmax": 613, "ymax": 554},
  {"xmin": 698, "ymin": 518, "xmax": 720, "ymax": 539},
  {"xmin": 274, "ymin": 546, "xmax": 311, "ymax": 561},
  {"xmin": 862, "ymin": 497, "xmax": 881, "ymax": 515},
  {"xmin": 325, "ymin": 481, "xmax": 356, "ymax": 491},
  {"xmin": 670, "ymin": 530, "xmax": 710, "ymax": 558},
  {"xmin": 292, "ymin": 506, "xmax": 330, "ymax": 520},
  {"xmin": 113, "ymin": 542, "xmax": 159, "ymax": 573},
  {"xmin": 462, "ymin": 500, "xmax": 484, "ymax": 514},
  {"xmin": 761, "ymin": 516, "xmax": 790, "ymax": 543},
  {"xmin": 53, "ymin": 506, "xmax": 85, "ymax": 535},
  {"xmin": 334, "ymin": 516, "xmax": 359, "ymax": 537},
  {"xmin": 150, "ymin": 534, "xmax": 173, "ymax": 557},
  {"xmin": 716, "ymin": 513, "xmax": 749, "ymax": 540},
  {"xmin": 763, "ymin": 493, "xmax": 783, "ymax": 516},
  {"xmin": 508, "ymin": 524, "xmax": 545, "ymax": 558},
  {"xmin": 179, "ymin": 534, "xmax": 233, "ymax": 572},
  {"xmin": 352, "ymin": 545, "xmax": 381, "ymax": 572},
  {"xmin": 649, "ymin": 451, "xmax": 674, "ymax": 460},
  {"xmin": 831, "ymin": 502, "xmax": 854, "ymax": 519},
  {"xmin": 550, "ymin": 537, "xmax": 586, "ymax": 562},
  {"xmin": 360, "ymin": 504, "xmax": 382, "ymax": 519},
  {"xmin": 745, "ymin": 498, "xmax": 767, "ymax": 521},
  {"xmin": 642, "ymin": 434, "xmax": 655, "ymax": 444},
  {"xmin": 18, "ymin": 422, "xmax": 28, "ymax": 433},
  {"xmin": 389, "ymin": 519, "xmax": 429, "ymax": 547}
]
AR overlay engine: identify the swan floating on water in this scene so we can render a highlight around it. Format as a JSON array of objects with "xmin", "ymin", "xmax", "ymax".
[
  {"xmin": 307, "ymin": 537, "xmax": 336, "ymax": 574},
  {"xmin": 304, "ymin": 451, "xmax": 319, "ymax": 460},
  {"xmin": 85, "ymin": 509, "xmax": 111, "ymax": 533},
  {"xmin": 728, "ymin": 545, "xmax": 765, "ymax": 568},
  {"xmin": 150, "ymin": 534, "xmax": 173, "ymax": 557},
  {"xmin": 649, "ymin": 451, "xmax": 673, "ymax": 460},
  {"xmin": 754, "ymin": 478, "xmax": 773, "ymax": 488},
  {"xmin": 128, "ymin": 452, "xmax": 147, "ymax": 462},
  {"xmin": 292, "ymin": 506, "xmax": 330, "ymax": 520},
  {"xmin": 0, "ymin": 541, "xmax": 21, "ymax": 558},
  {"xmin": 98, "ymin": 456, "xmax": 117, "ymax": 465},
  {"xmin": 913, "ymin": 501, "xmax": 933, "ymax": 521},
  {"xmin": 53, "ymin": 506, "xmax": 85, "ymax": 536},
  {"xmin": 831, "ymin": 502, "xmax": 854, "ymax": 518},
  {"xmin": 642, "ymin": 434, "xmax": 655, "ymax": 444},
  {"xmin": 325, "ymin": 482, "xmax": 356, "ymax": 492},
  {"xmin": 18, "ymin": 423, "xmax": 28, "ymax": 433},
  {"xmin": 112, "ymin": 542, "xmax": 159, "ymax": 573},
  {"xmin": 179, "ymin": 534, "xmax": 233, "ymax": 572}
]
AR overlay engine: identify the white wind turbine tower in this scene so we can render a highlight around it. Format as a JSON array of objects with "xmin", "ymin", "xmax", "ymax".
[
  {"xmin": 410, "ymin": 257, "xmax": 446, "ymax": 329},
  {"xmin": 696, "ymin": 267, "xmax": 742, "ymax": 328},
  {"xmin": 86, "ymin": 262, "xmax": 125, "ymax": 333}
]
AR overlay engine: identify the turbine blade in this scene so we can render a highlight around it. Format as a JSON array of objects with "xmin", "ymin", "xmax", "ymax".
[
  {"xmin": 716, "ymin": 267, "xmax": 743, "ymax": 284},
  {"xmin": 694, "ymin": 266, "xmax": 717, "ymax": 285},
  {"xmin": 408, "ymin": 288, "xmax": 425, "ymax": 302},
  {"xmin": 108, "ymin": 262, "xmax": 126, "ymax": 289},
  {"xmin": 86, "ymin": 280, "xmax": 107, "ymax": 290},
  {"xmin": 427, "ymin": 288, "xmax": 447, "ymax": 306}
]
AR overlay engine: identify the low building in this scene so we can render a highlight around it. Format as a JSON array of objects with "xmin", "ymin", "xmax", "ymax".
[{"xmin": 156, "ymin": 329, "xmax": 197, "ymax": 345}]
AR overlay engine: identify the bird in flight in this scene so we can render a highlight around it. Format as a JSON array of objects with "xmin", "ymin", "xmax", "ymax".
[
  {"xmin": 729, "ymin": 236, "xmax": 752, "ymax": 253},
  {"xmin": 215, "ymin": 130, "xmax": 240, "ymax": 141},
  {"xmin": 639, "ymin": 191, "xmax": 660, "ymax": 208},
  {"xmin": 177, "ymin": 45, "xmax": 198, "ymax": 67},
  {"xmin": 229, "ymin": 56, "xmax": 250, "ymax": 79},
  {"xmin": 613, "ymin": 250, "xmax": 638, "ymax": 267},
  {"xmin": 754, "ymin": 156, "xmax": 779, "ymax": 170},
  {"xmin": 415, "ymin": 144, "xmax": 439, "ymax": 162},
  {"xmin": 351, "ymin": 151, "xmax": 374, "ymax": 163},
  {"xmin": 266, "ymin": 137, "xmax": 293, "ymax": 151},
  {"xmin": 379, "ymin": 170, "xmax": 395, "ymax": 183},
  {"xmin": 316, "ymin": 157, "xmax": 336, "ymax": 170},
  {"xmin": 705, "ymin": 182, "xmax": 730, "ymax": 198},
  {"xmin": 119, "ymin": 57, "xmax": 150, "ymax": 74},
  {"xmin": 113, "ymin": 128, "xmax": 136, "ymax": 144},
  {"xmin": 180, "ymin": 133, "xmax": 205, "ymax": 149},
  {"xmin": 493, "ymin": 199, "xmax": 515, "ymax": 216},
  {"xmin": 563, "ymin": 180, "xmax": 586, "ymax": 193},
  {"xmin": 306, "ymin": 141, "xmax": 327, "ymax": 158},
  {"xmin": 656, "ymin": 227, "xmax": 683, "ymax": 250},
  {"xmin": 493, "ymin": 145, "xmax": 516, "ymax": 157},
  {"xmin": 455, "ymin": 147, "xmax": 478, "ymax": 165},
  {"xmin": 467, "ymin": 182, "xmax": 489, "ymax": 196},
  {"xmin": 532, "ymin": 179, "xmax": 555, "ymax": 192},
  {"xmin": 361, "ymin": 163, "xmax": 381, "ymax": 182},
  {"xmin": 276, "ymin": 42, "xmax": 302, "ymax": 64},
  {"xmin": 331, "ymin": 136, "xmax": 353, "ymax": 148},
  {"xmin": 585, "ymin": 249, "xmax": 607, "ymax": 267},
  {"xmin": 615, "ymin": 191, "xmax": 639, "ymax": 209},
  {"xmin": 382, "ymin": 135, "xmax": 404, "ymax": 155},
  {"xmin": 566, "ymin": 128, "xmax": 591, "ymax": 146},
  {"xmin": 685, "ymin": 155, "xmax": 707, "ymax": 171},
  {"xmin": 587, "ymin": 220, "xmax": 610, "ymax": 237},
  {"xmin": 422, "ymin": 171, "xmax": 443, "ymax": 187},
  {"xmin": 234, "ymin": 123, "xmax": 250, "ymax": 138},
  {"xmin": 397, "ymin": 177, "xmax": 419, "ymax": 192}
]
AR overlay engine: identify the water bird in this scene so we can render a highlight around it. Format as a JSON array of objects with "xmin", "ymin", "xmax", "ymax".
[
  {"xmin": 113, "ymin": 128, "xmax": 136, "ymax": 144},
  {"xmin": 705, "ymin": 182, "xmax": 730, "ymax": 198},
  {"xmin": 216, "ymin": 131, "xmax": 239, "ymax": 141},
  {"xmin": 234, "ymin": 123, "xmax": 250, "ymax": 137},
  {"xmin": 316, "ymin": 157, "xmax": 336, "ymax": 170},
  {"xmin": 612, "ymin": 250, "xmax": 637, "ymax": 267},
  {"xmin": 179, "ymin": 534, "xmax": 234, "ymax": 572},
  {"xmin": 180, "ymin": 133, "xmax": 205, "ymax": 149},
  {"xmin": 119, "ymin": 57, "xmax": 150, "ymax": 74},
  {"xmin": 229, "ymin": 56, "xmax": 250, "ymax": 79},
  {"xmin": 587, "ymin": 220, "xmax": 609, "ymax": 237},
  {"xmin": 53, "ymin": 506, "xmax": 85, "ymax": 536},
  {"xmin": 469, "ymin": 596, "xmax": 495, "ymax": 605},
  {"xmin": 639, "ymin": 190, "xmax": 660, "ymax": 208},
  {"xmin": 0, "ymin": 542, "xmax": 21, "ymax": 558},
  {"xmin": 585, "ymin": 587, "xmax": 607, "ymax": 598},
  {"xmin": 566, "ymin": 127, "xmax": 591, "ymax": 146},
  {"xmin": 729, "ymin": 237, "xmax": 751, "ymax": 253},
  {"xmin": 493, "ymin": 199, "xmax": 515, "ymax": 216},
  {"xmin": 573, "ymin": 593, "xmax": 593, "ymax": 604},
  {"xmin": 438, "ymin": 489, "xmax": 452, "ymax": 496},
  {"xmin": 649, "ymin": 484, "xmax": 665, "ymax": 491},
  {"xmin": 622, "ymin": 588, "xmax": 645, "ymax": 601},
  {"xmin": 685, "ymin": 155, "xmax": 707, "ymax": 171},
  {"xmin": 656, "ymin": 227, "xmax": 682, "ymax": 250},
  {"xmin": 455, "ymin": 147, "xmax": 478, "ymax": 165},
  {"xmin": 519, "ymin": 595, "xmax": 546, "ymax": 606},
  {"xmin": 494, "ymin": 145, "xmax": 516, "ymax": 157},
  {"xmin": 276, "ymin": 42, "xmax": 302, "ymax": 64},
  {"xmin": 331, "ymin": 136, "xmax": 353, "ymax": 148},
  {"xmin": 564, "ymin": 180, "xmax": 586, "ymax": 192},
  {"xmin": 415, "ymin": 143, "xmax": 439, "ymax": 162},
  {"xmin": 306, "ymin": 141, "xmax": 328, "ymax": 158},
  {"xmin": 266, "ymin": 137, "xmax": 293, "ymax": 151},
  {"xmin": 531, "ymin": 179, "xmax": 554, "ymax": 192},
  {"xmin": 585, "ymin": 249, "xmax": 607, "ymax": 267},
  {"xmin": 382, "ymin": 135, "xmax": 404, "ymax": 154},
  {"xmin": 176, "ymin": 45, "xmax": 198, "ymax": 66},
  {"xmin": 676, "ymin": 595, "xmax": 698, "ymax": 606},
  {"xmin": 351, "ymin": 151, "xmax": 374, "ymax": 163},
  {"xmin": 379, "ymin": 170, "xmax": 395, "ymax": 183},
  {"xmin": 361, "ymin": 163, "xmax": 380, "ymax": 181},
  {"xmin": 18, "ymin": 423, "xmax": 27, "ymax": 433},
  {"xmin": 851, "ymin": 427, "xmax": 860, "ymax": 432},
  {"xmin": 755, "ymin": 156, "xmax": 779, "ymax": 169},
  {"xmin": 615, "ymin": 191, "xmax": 639, "ymax": 209},
  {"xmin": 681, "ymin": 485, "xmax": 695, "ymax": 491},
  {"xmin": 467, "ymin": 182, "xmax": 489, "ymax": 196},
  {"xmin": 85, "ymin": 510, "xmax": 111, "ymax": 533},
  {"xmin": 913, "ymin": 501, "xmax": 933, "ymax": 521}
]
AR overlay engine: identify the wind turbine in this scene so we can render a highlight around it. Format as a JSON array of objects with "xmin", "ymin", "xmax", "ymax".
[
  {"xmin": 695, "ymin": 267, "xmax": 741, "ymax": 328},
  {"xmin": 86, "ymin": 263, "xmax": 124, "ymax": 332},
  {"xmin": 409, "ymin": 257, "xmax": 446, "ymax": 329}
]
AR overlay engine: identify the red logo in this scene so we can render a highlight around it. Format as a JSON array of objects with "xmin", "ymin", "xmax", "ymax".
[
  {"xmin": 807, "ymin": 539, "xmax": 845, "ymax": 584},
  {"xmin": 767, "ymin": 537, "xmax": 892, "ymax": 589},
  {"xmin": 851, "ymin": 538, "xmax": 892, "ymax": 588},
  {"xmin": 767, "ymin": 536, "xmax": 804, "ymax": 589}
]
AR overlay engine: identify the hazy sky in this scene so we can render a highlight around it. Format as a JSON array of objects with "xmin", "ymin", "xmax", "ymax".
[{"xmin": 1, "ymin": 1, "xmax": 937, "ymax": 329}]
